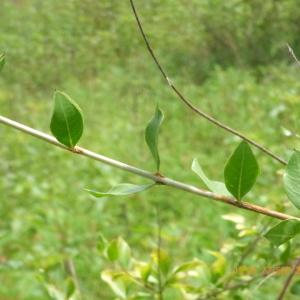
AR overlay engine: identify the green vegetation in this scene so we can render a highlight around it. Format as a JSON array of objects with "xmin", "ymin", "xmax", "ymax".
[{"xmin": 1, "ymin": 0, "xmax": 300, "ymax": 299}]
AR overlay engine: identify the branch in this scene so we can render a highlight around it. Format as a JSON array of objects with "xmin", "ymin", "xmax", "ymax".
[
  {"xmin": 129, "ymin": 0, "xmax": 287, "ymax": 166},
  {"xmin": 0, "ymin": 114, "xmax": 297, "ymax": 221},
  {"xmin": 277, "ymin": 257, "xmax": 300, "ymax": 300}
]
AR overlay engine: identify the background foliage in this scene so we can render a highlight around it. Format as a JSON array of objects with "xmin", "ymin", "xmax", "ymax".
[{"xmin": 1, "ymin": 0, "xmax": 300, "ymax": 299}]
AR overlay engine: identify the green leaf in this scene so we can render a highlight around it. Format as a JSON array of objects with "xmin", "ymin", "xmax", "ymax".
[
  {"xmin": 101, "ymin": 270, "xmax": 127, "ymax": 299},
  {"xmin": 44, "ymin": 284, "xmax": 65, "ymax": 300},
  {"xmin": 86, "ymin": 183, "xmax": 154, "ymax": 198},
  {"xmin": 106, "ymin": 237, "xmax": 131, "ymax": 268},
  {"xmin": 208, "ymin": 251, "xmax": 227, "ymax": 278},
  {"xmin": 291, "ymin": 280, "xmax": 300, "ymax": 295},
  {"xmin": 224, "ymin": 141, "xmax": 259, "ymax": 200},
  {"xmin": 0, "ymin": 54, "xmax": 5, "ymax": 72},
  {"xmin": 284, "ymin": 151, "xmax": 300, "ymax": 209},
  {"xmin": 192, "ymin": 159, "xmax": 231, "ymax": 196},
  {"xmin": 134, "ymin": 261, "xmax": 152, "ymax": 282},
  {"xmin": 145, "ymin": 106, "xmax": 164, "ymax": 171},
  {"xmin": 280, "ymin": 242, "xmax": 291, "ymax": 264},
  {"xmin": 50, "ymin": 91, "xmax": 83, "ymax": 148},
  {"xmin": 97, "ymin": 234, "xmax": 108, "ymax": 254},
  {"xmin": 264, "ymin": 219, "xmax": 300, "ymax": 246},
  {"xmin": 172, "ymin": 260, "xmax": 204, "ymax": 274},
  {"xmin": 65, "ymin": 278, "xmax": 75, "ymax": 299},
  {"xmin": 151, "ymin": 250, "xmax": 171, "ymax": 277}
]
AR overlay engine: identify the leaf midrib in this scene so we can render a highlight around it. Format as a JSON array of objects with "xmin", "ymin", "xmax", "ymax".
[
  {"xmin": 237, "ymin": 146, "xmax": 245, "ymax": 199},
  {"xmin": 59, "ymin": 99, "xmax": 73, "ymax": 148}
]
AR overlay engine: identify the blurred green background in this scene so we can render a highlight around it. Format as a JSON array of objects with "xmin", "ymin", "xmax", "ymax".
[{"xmin": 1, "ymin": 0, "xmax": 300, "ymax": 299}]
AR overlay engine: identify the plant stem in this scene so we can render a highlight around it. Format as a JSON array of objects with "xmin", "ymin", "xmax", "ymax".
[
  {"xmin": 277, "ymin": 257, "xmax": 300, "ymax": 300},
  {"xmin": 129, "ymin": 0, "xmax": 287, "ymax": 166},
  {"xmin": 0, "ymin": 115, "xmax": 297, "ymax": 221},
  {"xmin": 156, "ymin": 206, "xmax": 164, "ymax": 300}
]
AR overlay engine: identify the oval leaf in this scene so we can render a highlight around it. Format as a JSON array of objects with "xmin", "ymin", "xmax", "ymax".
[
  {"xmin": 145, "ymin": 106, "xmax": 164, "ymax": 171},
  {"xmin": 86, "ymin": 183, "xmax": 154, "ymax": 198},
  {"xmin": 50, "ymin": 91, "xmax": 83, "ymax": 148},
  {"xmin": 0, "ymin": 54, "xmax": 5, "ymax": 72},
  {"xmin": 224, "ymin": 141, "xmax": 259, "ymax": 200},
  {"xmin": 264, "ymin": 219, "xmax": 300, "ymax": 246},
  {"xmin": 192, "ymin": 159, "xmax": 231, "ymax": 196},
  {"xmin": 284, "ymin": 151, "xmax": 300, "ymax": 209}
]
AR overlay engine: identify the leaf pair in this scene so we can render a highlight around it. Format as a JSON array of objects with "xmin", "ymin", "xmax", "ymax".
[
  {"xmin": 85, "ymin": 105, "xmax": 163, "ymax": 199},
  {"xmin": 98, "ymin": 235, "xmax": 132, "ymax": 268},
  {"xmin": 193, "ymin": 141, "xmax": 259, "ymax": 200}
]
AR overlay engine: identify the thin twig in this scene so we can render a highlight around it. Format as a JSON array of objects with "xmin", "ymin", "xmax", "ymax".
[
  {"xmin": 0, "ymin": 115, "xmax": 297, "ymax": 221},
  {"xmin": 129, "ymin": 0, "xmax": 287, "ymax": 166},
  {"xmin": 56, "ymin": 218, "xmax": 83, "ymax": 299},
  {"xmin": 65, "ymin": 258, "xmax": 83, "ymax": 299},
  {"xmin": 197, "ymin": 275, "xmax": 260, "ymax": 300},
  {"xmin": 236, "ymin": 221, "xmax": 272, "ymax": 268},
  {"xmin": 156, "ymin": 206, "xmax": 164, "ymax": 300},
  {"xmin": 287, "ymin": 44, "xmax": 300, "ymax": 68},
  {"xmin": 277, "ymin": 257, "xmax": 300, "ymax": 300}
]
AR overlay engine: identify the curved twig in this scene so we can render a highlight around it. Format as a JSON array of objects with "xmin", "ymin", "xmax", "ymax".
[
  {"xmin": 277, "ymin": 257, "xmax": 300, "ymax": 300},
  {"xmin": 129, "ymin": 0, "xmax": 287, "ymax": 166},
  {"xmin": 0, "ymin": 114, "xmax": 297, "ymax": 221}
]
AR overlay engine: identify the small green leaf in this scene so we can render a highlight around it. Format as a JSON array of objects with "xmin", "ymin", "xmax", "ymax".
[
  {"xmin": 106, "ymin": 237, "xmax": 131, "ymax": 268},
  {"xmin": 50, "ymin": 91, "xmax": 83, "ymax": 148},
  {"xmin": 101, "ymin": 270, "xmax": 127, "ymax": 299},
  {"xmin": 44, "ymin": 284, "xmax": 65, "ymax": 300},
  {"xmin": 224, "ymin": 141, "xmax": 259, "ymax": 200},
  {"xmin": 291, "ymin": 280, "xmax": 300, "ymax": 295},
  {"xmin": 264, "ymin": 219, "xmax": 300, "ymax": 246},
  {"xmin": 86, "ymin": 183, "xmax": 154, "ymax": 198},
  {"xmin": 151, "ymin": 250, "xmax": 171, "ymax": 277},
  {"xmin": 66, "ymin": 278, "xmax": 75, "ymax": 299},
  {"xmin": 107, "ymin": 239, "xmax": 119, "ymax": 262},
  {"xmin": 145, "ymin": 106, "xmax": 164, "ymax": 171},
  {"xmin": 97, "ymin": 234, "xmax": 108, "ymax": 253},
  {"xmin": 192, "ymin": 159, "xmax": 231, "ymax": 196},
  {"xmin": 284, "ymin": 151, "xmax": 300, "ymax": 209},
  {"xmin": 0, "ymin": 54, "xmax": 5, "ymax": 72},
  {"xmin": 135, "ymin": 261, "xmax": 152, "ymax": 282},
  {"xmin": 172, "ymin": 260, "xmax": 204, "ymax": 274},
  {"xmin": 280, "ymin": 242, "xmax": 291, "ymax": 264},
  {"xmin": 208, "ymin": 251, "xmax": 227, "ymax": 278}
]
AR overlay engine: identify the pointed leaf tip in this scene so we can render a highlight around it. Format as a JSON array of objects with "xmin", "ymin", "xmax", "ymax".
[
  {"xmin": 145, "ymin": 106, "xmax": 164, "ymax": 171},
  {"xmin": 50, "ymin": 91, "xmax": 84, "ymax": 148},
  {"xmin": 224, "ymin": 141, "xmax": 259, "ymax": 200},
  {"xmin": 284, "ymin": 151, "xmax": 300, "ymax": 209}
]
